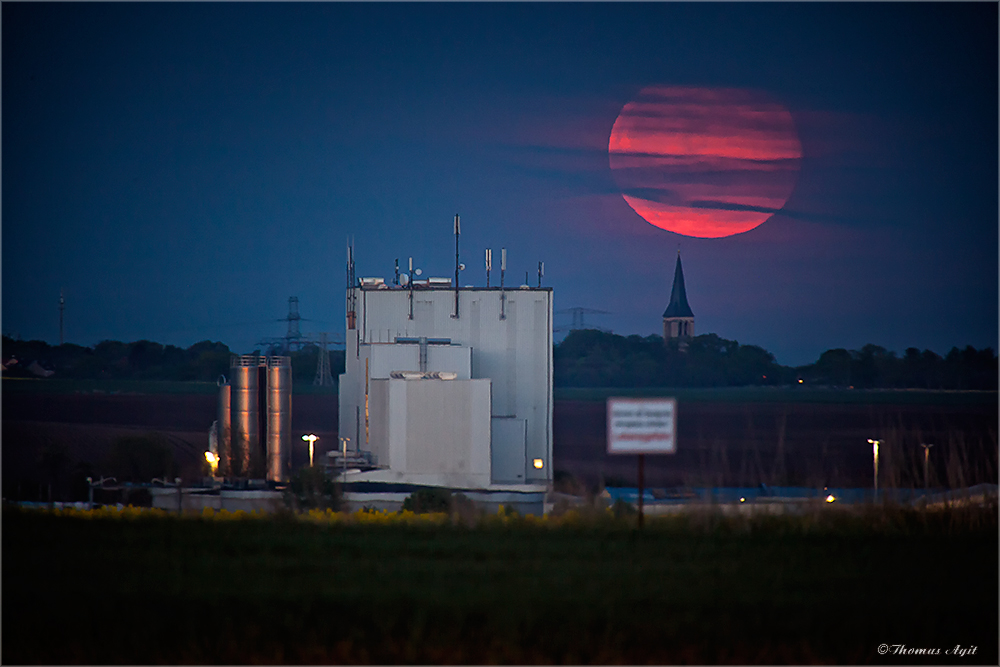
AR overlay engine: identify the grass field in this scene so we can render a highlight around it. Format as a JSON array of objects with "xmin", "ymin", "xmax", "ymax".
[
  {"xmin": 554, "ymin": 385, "xmax": 1000, "ymax": 405},
  {"xmin": 6, "ymin": 377, "xmax": 996, "ymax": 405},
  {"xmin": 3, "ymin": 506, "xmax": 997, "ymax": 664}
]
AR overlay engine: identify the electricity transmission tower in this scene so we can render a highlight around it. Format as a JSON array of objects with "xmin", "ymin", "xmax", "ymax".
[
  {"xmin": 314, "ymin": 332, "xmax": 335, "ymax": 386},
  {"xmin": 554, "ymin": 307, "xmax": 612, "ymax": 334},
  {"xmin": 59, "ymin": 289, "xmax": 65, "ymax": 345},
  {"xmin": 284, "ymin": 297, "xmax": 303, "ymax": 351}
]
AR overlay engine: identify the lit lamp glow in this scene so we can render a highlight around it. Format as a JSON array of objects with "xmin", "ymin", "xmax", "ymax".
[
  {"xmin": 532, "ymin": 458, "xmax": 544, "ymax": 470},
  {"xmin": 825, "ymin": 495, "xmax": 836, "ymax": 503},
  {"xmin": 302, "ymin": 434, "xmax": 319, "ymax": 467},
  {"xmin": 204, "ymin": 451, "xmax": 218, "ymax": 474}
]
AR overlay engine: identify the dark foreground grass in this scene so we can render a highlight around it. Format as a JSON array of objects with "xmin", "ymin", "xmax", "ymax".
[{"xmin": 3, "ymin": 508, "xmax": 997, "ymax": 664}]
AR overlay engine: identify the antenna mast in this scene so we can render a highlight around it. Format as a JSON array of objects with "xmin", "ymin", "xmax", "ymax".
[
  {"xmin": 485, "ymin": 249, "xmax": 492, "ymax": 288},
  {"xmin": 453, "ymin": 214, "xmax": 460, "ymax": 319},
  {"xmin": 346, "ymin": 240, "xmax": 357, "ymax": 330},
  {"xmin": 408, "ymin": 257, "xmax": 414, "ymax": 320},
  {"xmin": 500, "ymin": 247, "xmax": 507, "ymax": 320}
]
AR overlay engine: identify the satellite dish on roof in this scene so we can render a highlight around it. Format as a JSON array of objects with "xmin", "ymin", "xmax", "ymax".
[{"xmin": 400, "ymin": 274, "xmax": 409, "ymax": 286}]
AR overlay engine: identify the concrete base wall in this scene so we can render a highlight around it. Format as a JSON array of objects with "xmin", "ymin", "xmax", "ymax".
[{"xmin": 150, "ymin": 488, "xmax": 285, "ymax": 513}]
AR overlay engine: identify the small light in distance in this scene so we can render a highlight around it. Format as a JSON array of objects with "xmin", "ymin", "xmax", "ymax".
[
  {"xmin": 825, "ymin": 495, "xmax": 836, "ymax": 503},
  {"xmin": 798, "ymin": 378, "xmax": 804, "ymax": 384},
  {"xmin": 204, "ymin": 451, "xmax": 218, "ymax": 463},
  {"xmin": 740, "ymin": 497, "xmax": 746, "ymax": 503},
  {"xmin": 533, "ymin": 458, "xmax": 544, "ymax": 469}
]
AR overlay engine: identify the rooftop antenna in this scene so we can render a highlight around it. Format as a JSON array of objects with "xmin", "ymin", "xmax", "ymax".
[
  {"xmin": 408, "ymin": 256, "xmax": 415, "ymax": 320},
  {"xmin": 453, "ymin": 214, "xmax": 461, "ymax": 319},
  {"xmin": 346, "ymin": 239, "xmax": 357, "ymax": 330},
  {"xmin": 485, "ymin": 249, "xmax": 492, "ymax": 288},
  {"xmin": 500, "ymin": 247, "xmax": 507, "ymax": 320},
  {"xmin": 394, "ymin": 259, "xmax": 400, "ymax": 286},
  {"xmin": 59, "ymin": 289, "xmax": 65, "ymax": 345},
  {"xmin": 537, "ymin": 261, "xmax": 544, "ymax": 288}
]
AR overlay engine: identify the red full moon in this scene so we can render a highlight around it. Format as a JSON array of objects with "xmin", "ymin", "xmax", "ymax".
[{"xmin": 608, "ymin": 86, "xmax": 802, "ymax": 238}]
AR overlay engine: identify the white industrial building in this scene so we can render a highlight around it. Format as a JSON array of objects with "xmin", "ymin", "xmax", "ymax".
[{"xmin": 338, "ymin": 272, "xmax": 553, "ymax": 497}]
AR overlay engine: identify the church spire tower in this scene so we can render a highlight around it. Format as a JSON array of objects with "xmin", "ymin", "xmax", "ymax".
[{"xmin": 663, "ymin": 251, "xmax": 694, "ymax": 342}]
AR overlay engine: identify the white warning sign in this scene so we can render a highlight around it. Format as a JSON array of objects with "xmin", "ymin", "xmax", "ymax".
[{"xmin": 607, "ymin": 398, "xmax": 677, "ymax": 454}]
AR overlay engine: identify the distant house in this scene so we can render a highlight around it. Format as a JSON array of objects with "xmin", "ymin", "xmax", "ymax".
[{"xmin": 662, "ymin": 252, "xmax": 695, "ymax": 342}]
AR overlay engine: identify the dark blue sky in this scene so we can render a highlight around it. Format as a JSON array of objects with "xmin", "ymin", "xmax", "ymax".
[{"xmin": 4, "ymin": 2, "xmax": 997, "ymax": 366}]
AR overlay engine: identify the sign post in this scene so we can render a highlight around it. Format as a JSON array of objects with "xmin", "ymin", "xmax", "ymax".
[{"xmin": 607, "ymin": 398, "xmax": 677, "ymax": 528}]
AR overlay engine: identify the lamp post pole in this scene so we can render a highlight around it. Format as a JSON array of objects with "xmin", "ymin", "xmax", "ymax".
[
  {"xmin": 339, "ymin": 437, "xmax": 351, "ymax": 483},
  {"xmin": 920, "ymin": 443, "xmax": 934, "ymax": 494},
  {"xmin": 867, "ymin": 439, "xmax": 880, "ymax": 499}
]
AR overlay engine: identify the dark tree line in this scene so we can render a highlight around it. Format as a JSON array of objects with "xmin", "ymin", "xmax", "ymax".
[
  {"xmin": 802, "ymin": 343, "xmax": 997, "ymax": 390},
  {"xmin": 4, "ymin": 332, "xmax": 994, "ymax": 390},
  {"xmin": 1, "ymin": 336, "xmax": 345, "ymax": 384},
  {"xmin": 555, "ymin": 330, "xmax": 791, "ymax": 388},
  {"xmin": 2, "ymin": 336, "xmax": 235, "ymax": 381},
  {"xmin": 554, "ymin": 330, "xmax": 997, "ymax": 390}
]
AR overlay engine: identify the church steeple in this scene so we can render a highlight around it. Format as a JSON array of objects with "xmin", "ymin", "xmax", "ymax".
[{"xmin": 663, "ymin": 251, "xmax": 694, "ymax": 341}]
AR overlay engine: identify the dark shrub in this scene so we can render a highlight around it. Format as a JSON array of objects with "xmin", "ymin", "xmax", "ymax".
[
  {"xmin": 402, "ymin": 487, "xmax": 453, "ymax": 513},
  {"xmin": 284, "ymin": 465, "xmax": 341, "ymax": 512}
]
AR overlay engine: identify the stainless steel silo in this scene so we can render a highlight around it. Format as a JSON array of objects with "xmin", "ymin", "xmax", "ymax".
[
  {"xmin": 230, "ymin": 355, "xmax": 259, "ymax": 478},
  {"xmin": 266, "ymin": 356, "xmax": 293, "ymax": 482},
  {"xmin": 217, "ymin": 377, "xmax": 232, "ymax": 477}
]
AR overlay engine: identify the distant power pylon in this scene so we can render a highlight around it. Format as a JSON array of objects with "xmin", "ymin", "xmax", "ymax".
[
  {"xmin": 258, "ymin": 296, "xmax": 309, "ymax": 354},
  {"xmin": 284, "ymin": 297, "xmax": 303, "ymax": 351},
  {"xmin": 59, "ymin": 289, "xmax": 65, "ymax": 345},
  {"xmin": 554, "ymin": 307, "xmax": 612, "ymax": 334},
  {"xmin": 314, "ymin": 332, "xmax": 335, "ymax": 386}
]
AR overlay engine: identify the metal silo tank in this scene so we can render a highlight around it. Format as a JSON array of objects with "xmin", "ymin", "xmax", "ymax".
[
  {"xmin": 217, "ymin": 377, "xmax": 232, "ymax": 477},
  {"xmin": 230, "ymin": 355, "xmax": 259, "ymax": 478},
  {"xmin": 266, "ymin": 356, "xmax": 293, "ymax": 482}
]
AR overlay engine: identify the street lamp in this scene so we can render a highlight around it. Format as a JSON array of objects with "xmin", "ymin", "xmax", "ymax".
[
  {"xmin": 867, "ymin": 439, "xmax": 880, "ymax": 497},
  {"xmin": 301, "ymin": 434, "xmax": 319, "ymax": 467},
  {"xmin": 920, "ymin": 443, "xmax": 934, "ymax": 493}
]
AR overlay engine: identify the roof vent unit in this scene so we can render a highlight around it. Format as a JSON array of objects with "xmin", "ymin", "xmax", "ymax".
[
  {"xmin": 428, "ymin": 277, "xmax": 452, "ymax": 288},
  {"xmin": 360, "ymin": 277, "xmax": 385, "ymax": 287},
  {"xmin": 391, "ymin": 370, "xmax": 426, "ymax": 380},
  {"xmin": 389, "ymin": 370, "xmax": 458, "ymax": 380}
]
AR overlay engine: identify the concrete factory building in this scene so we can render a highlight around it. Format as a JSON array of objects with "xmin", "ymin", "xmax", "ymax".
[{"xmin": 338, "ymin": 263, "xmax": 553, "ymax": 493}]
